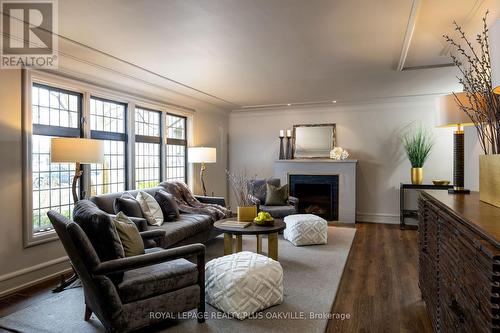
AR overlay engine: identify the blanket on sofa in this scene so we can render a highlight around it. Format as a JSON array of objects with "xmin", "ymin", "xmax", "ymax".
[{"xmin": 162, "ymin": 181, "xmax": 231, "ymax": 221}]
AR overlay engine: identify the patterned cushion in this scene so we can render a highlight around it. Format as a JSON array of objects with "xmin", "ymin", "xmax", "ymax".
[
  {"xmin": 136, "ymin": 191, "xmax": 164, "ymax": 226},
  {"xmin": 205, "ymin": 251, "xmax": 283, "ymax": 320},
  {"xmin": 283, "ymin": 214, "xmax": 328, "ymax": 246}
]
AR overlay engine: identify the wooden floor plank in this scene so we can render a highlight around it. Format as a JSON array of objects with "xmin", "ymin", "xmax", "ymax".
[{"xmin": 327, "ymin": 223, "xmax": 432, "ymax": 333}]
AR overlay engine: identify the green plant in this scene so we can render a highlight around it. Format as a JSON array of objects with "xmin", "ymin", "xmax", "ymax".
[{"xmin": 402, "ymin": 125, "xmax": 434, "ymax": 168}]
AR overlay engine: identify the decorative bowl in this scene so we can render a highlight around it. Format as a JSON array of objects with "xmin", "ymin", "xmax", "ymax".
[
  {"xmin": 253, "ymin": 218, "xmax": 275, "ymax": 226},
  {"xmin": 432, "ymin": 180, "xmax": 450, "ymax": 186}
]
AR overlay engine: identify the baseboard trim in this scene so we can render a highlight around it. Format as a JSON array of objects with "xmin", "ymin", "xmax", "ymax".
[
  {"xmin": 0, "ymin": 256, "xmax": 69, "ymax": 283},
  {"xmin": 356, "ymin": 212, "xmax": 400, "ymax": 224},
  {"xmin": 0, "ymin": 267, "xmax": 73, "ymax": 299}
]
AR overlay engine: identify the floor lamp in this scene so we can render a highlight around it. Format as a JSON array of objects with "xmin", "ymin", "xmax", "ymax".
[
  {"xmin": 188, "ymin": 147, "xmax": 217, "ymax": 196},
  {"xmin": 50, "ymin": 138, "xmax": 104, "ymax": 292},
  {"xmin": 436, "ymin": 93, "xmax": 474, "ymax": 194}
]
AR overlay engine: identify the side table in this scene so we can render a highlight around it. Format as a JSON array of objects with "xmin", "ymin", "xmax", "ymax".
[{"xmin": 400, "ymin": 183, "xmax": 453, "ymax": 230}]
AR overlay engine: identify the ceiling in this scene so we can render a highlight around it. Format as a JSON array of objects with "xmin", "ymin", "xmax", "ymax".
[{"xmin": 53, "ymin": 0, "xmax": 500, "ymax": 109}]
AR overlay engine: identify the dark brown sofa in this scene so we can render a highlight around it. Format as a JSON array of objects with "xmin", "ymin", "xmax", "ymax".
[{"xmin": 89, "ymin": 182, "xmax": 226, "ymax": 248}]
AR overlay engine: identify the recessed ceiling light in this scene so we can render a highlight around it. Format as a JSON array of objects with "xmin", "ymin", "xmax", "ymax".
[
  {"xmin": 332, "ymin": 100, "xmax": 337, "ymax": 103},
  {"xmin": 287, "ymin": 103, "xmax": 291, "ymax": 106}
]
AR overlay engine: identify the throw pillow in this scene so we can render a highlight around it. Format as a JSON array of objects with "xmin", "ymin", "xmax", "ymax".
[
  {"xmin": 113, "ymin": 193, "xmax": 143, "ymax": 218},
  {"xmin": 265, "ymin": 183, "xmax": 288, "ymax": 206},
  {"xmin": 113, "ymin": 212, "xmax": 145, "ymax": 257},
  {"xmin": 154, "ymin": 190, "xmax": 180, "ymax": 221},
  {"xmin": 73, "ymin": 200, "xmax": 125, "ymax": 262},
  {"xmin": 136, "ymin": 191, "xmax": 164, "ymax": 226},
  {"xmin": 249, "ymin": 178, "xmax": 281, "ymax": 203}
]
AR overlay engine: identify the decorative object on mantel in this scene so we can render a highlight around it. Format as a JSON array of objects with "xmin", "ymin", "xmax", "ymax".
[
  {"xmin": 278, "ymin": 130, "xmax": 285, "ymax": 160},
  {"xmin": 285, "ymin": 129, "xmax": 293, "ymax": 159},
  {"xmin": 329, "ymin": 147, "xmax": 349, "ymax": 160},
  {"xmin": 293, "ymin": 123, "xmax": 336, "ymax": 159},
  {"xmin": 444, "ymin": 12, "xmax": 500, "ymax": 205},
  {"xmin": 226, "ymin": 169, "xmax": 257, "ymax": 222},
  {"xmin": 401, "ymin": 125, "xmax": 434, "ymax": 185}
]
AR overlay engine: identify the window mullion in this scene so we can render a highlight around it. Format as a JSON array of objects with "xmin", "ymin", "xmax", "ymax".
[
  {"xmin": 160, "ymin": 111, "xmax": 166, "ymax": 182},
  {"xmin": 128, "ymin": 103, "xmax": 135, "ymax": 190},
  {"xmin": 81, "ymin": 91, "xmax": 91, "ymax": 198}
]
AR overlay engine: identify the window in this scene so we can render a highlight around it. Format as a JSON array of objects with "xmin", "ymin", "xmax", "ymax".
[
  {"xmin": 24, "ymin": 73, "xmax": 193, "ymax": 246},
  {"xmin": 135, "ymin": 107, "xmax": 161, "ymax": 189},
  {"xmin": 89, "ymin": 97, "xmax": 127, "ymax": 195},
  {"xmin": 31, "ymin": 84, "xmax": 82, "ymax": 234},
  {"xmin": 165, "ymin": 114, "xmax": 187, "ymax": 182}
]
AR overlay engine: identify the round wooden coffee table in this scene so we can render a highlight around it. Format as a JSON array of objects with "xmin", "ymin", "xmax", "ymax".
[{"xmin": 214, "ymin": 219, "xmax": 286, "ymax": 260}]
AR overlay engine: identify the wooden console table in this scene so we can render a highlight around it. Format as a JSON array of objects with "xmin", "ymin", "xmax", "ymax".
[
  {"xmin": 418, "ymin": 190, "xmax": 500, "ymax": 332},
  {"xmin": 400, "ymin": 183, "xmax": 452, "ymax": 230}
]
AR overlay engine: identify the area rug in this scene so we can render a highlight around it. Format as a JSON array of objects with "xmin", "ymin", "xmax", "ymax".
[{"xmin": 0, "ymin": 227, "xmax": 355, "ymax": 333}]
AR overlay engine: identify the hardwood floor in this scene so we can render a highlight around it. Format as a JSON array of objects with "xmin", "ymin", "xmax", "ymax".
[
  {"xmin": 0, "ymin": 223, "xmax": 432, "ymax": 332},
  {"xmin": 328, "ymin": 223, "xmax": 433, "ymax": 333}
]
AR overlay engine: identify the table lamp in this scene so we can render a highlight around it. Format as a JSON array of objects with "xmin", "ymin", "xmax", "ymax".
[
  {"xmin": 188, "ymin": 147, "xmax": 217, "ymax": 196},
  {"xmin": 51, "ymin": 138, "xmax": 104, "ymax": 203},
  {"xmin": 436, "ymin": 93, "xmax": 474, "ymax": 194}
]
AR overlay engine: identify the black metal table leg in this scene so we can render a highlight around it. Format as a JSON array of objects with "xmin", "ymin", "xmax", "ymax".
[
  {"xmin": 400, "ymin": 184, "xmax": 405, "ymax": 230},
  {"xmin": 52, "ymin": 266, "xmax": 79, "ymax": 293}
]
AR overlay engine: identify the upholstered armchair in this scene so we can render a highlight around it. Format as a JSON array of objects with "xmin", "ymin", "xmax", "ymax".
[
  {"xmin": 248, "ymin": 178, "xmax": 299, "ymax": 218},
  {"xmin": 48, "ymin": 208, "xmax": 206, "ymax": 333}
]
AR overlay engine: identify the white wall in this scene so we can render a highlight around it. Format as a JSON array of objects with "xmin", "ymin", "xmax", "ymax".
[
  {"xmin": 0, "ymin": 69, "xmax": 229, "ymax": 296},
  {"xmin": 229, "ymin": 97, "xmax": 481, "ymax": 223}
]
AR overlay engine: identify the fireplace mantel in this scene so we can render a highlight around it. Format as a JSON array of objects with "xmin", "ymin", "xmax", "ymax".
[
  {"xmin": 274, "ymin": 159, "xmax": 358, "ymax": 163},
  {"xmin": 274, "ymin": 159, "xmax": 357, "ymax": 223}
]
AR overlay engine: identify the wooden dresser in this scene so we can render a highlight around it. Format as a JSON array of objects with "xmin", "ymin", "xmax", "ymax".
[{"xmin": 418, "ymin": 190, "xmax": 500, "ymax": 332}]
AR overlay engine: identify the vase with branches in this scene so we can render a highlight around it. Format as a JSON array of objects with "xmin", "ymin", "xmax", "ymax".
[
  {"xmin": 444, "ymin": 11, "xmax": 500, "ymax": 154},
  {"xmin": 444, "ymin": 11, "xmax": 500, "ymax": 207},
  {"xmin": 226, "ymin": 169, "xmax": 257, "ymax": 221},
  {"xmin": 402, "ymin": 125, "xmax": 434, "ymax": 184}
]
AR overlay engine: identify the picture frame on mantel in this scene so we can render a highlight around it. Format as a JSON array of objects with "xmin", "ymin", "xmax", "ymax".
[{"xmin": 293, "ymin": 123, "xmax": 336, "ymax": 159}]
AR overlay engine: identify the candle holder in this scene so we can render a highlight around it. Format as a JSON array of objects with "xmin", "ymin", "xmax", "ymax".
[
  {"xmin": 279, "ymin": 136, "xmax": 285, "ymax": 160},
  {"xmin": 285, "ymin": 136, "xmax": 293, "ymax": 159}
]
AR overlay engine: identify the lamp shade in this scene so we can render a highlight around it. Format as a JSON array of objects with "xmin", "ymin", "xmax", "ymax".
[
  {"xmin": 436, "ymin": 93, "xmax": 474, "ymax": 128},
  {"xmin": 188, "ymin": 147, "xmax": 216, "ymax": 163},
  {"xmin": 51, "ymin": 138, "xmax": 104, "ymax": 164},
  {"xmin": 490, "ymin": 19, "xmax": 500, "ymax": 94}
]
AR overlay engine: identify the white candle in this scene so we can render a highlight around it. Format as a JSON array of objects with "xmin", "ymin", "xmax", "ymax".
[
  {"xmin": 279, "ymin": 130, "xmax": 284, "ymax": 137},
  {"xmin": 286, "ymin": 129, "xmax": 292, "ymax": 137}
]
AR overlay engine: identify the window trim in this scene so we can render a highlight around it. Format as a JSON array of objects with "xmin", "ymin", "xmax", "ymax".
[
  {"xmin": 134, "ymin": 106, "xmax": 162, "ymax": 189},
  {"xmin": 22, "ymin": 69, "xmax": 194, "ymax": 247},
  {"xmin": 89, "ymin": 96, "xmax": 129, "ymax": 196},
  {"xmin": 165, "ymin": 113, "xmax": 188, "ymax": 183}
]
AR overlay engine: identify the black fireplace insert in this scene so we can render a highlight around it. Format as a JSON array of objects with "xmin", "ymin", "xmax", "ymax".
[{"xmin": 288, "ymin": 174, "xmax": 339, "ymax": 220}]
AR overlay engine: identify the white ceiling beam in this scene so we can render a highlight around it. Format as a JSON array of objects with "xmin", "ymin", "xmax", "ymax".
[{"xmin": 397, "ymin": 0, "xmax": 422, "ymax": 71}]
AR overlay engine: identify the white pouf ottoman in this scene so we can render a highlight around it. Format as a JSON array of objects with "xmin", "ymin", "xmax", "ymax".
[
  {"xmin": 205, "ymin": 251, "xmax": 284, "ymax": 320},
  {"xmin": 284, "ymin": 214, "xmax": 328, "ymax": 246}
]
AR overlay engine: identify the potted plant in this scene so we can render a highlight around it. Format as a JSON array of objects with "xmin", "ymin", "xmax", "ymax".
[
  {"xmin": 402, "ymin": 125, "xmax": 434, "ymax": 184},
  {"xmin": 445, "ymin": 12, "xmax": 500, "ymax": 207},
  {"xmin": 226, "ymin": 169, "xmax": 257, "ymax": 222}
]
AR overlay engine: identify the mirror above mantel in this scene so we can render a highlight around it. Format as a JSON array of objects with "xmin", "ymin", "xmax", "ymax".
[{"xmin": 293, "ymin": 123, "xmax": 336, "ymax": 159}]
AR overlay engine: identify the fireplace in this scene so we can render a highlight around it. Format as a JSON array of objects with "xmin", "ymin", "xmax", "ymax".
[{"xmin": 289, "ymin": 174, "xmax": 339, "ymax": 220}]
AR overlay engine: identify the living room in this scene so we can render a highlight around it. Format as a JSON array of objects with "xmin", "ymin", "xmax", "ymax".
[{"xmin": 0, "ymin": 1, "xmax": 499, "ymax": 332}]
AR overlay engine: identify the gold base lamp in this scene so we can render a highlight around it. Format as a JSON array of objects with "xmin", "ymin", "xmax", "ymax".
[
  {"xmin": 51, "ymin": 138, "xmax": 105, "ymax": 203},
  {"xmin": 188, "ymin": 147, "xmax": 217, "ymax": 196},
  {"xmin": 436, "ymin": 93, "xmax": 474, "ymax": 194}
]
